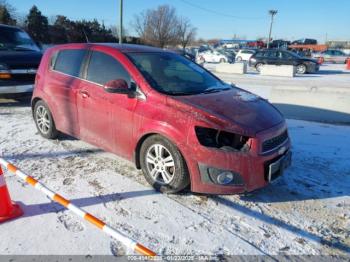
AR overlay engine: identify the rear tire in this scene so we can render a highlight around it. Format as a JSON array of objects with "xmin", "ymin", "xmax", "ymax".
[
  {"xmin": 219, "ymin": 58, "xmax": 226, "ymax": 63},
  {"xmin": 140, "ymin": 135, "xmax": 190, "ymax": 194},
  {"xmin": 296, "ymin": 64, "xmax": 307, "ymax": 74},
  {"xmin": 33, "ymin": 100, "xmax": 58, "ymax": 139}
]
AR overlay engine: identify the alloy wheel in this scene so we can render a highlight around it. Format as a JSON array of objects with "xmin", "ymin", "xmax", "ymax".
[
  {"xmin": 146, "ymin": 144, "xmax": 175, "ymax": 185},
  {"xmin": 296, "ymin": 64, "xmax": 306, "ymax": 74},
  {"xmin": 36, "ymin": 105, "xmax": 51, "ymax": 134}
]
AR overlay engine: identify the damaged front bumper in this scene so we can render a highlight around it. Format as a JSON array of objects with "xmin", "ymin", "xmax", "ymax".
[{"xmin": 184, "ymin": 122, "xmax": 292, "ymax": 194}]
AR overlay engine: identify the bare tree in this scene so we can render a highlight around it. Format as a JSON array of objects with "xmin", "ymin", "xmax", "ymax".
[
  {"xmin": 0, "ymin": 0, "xmax": 16, "ymax": 25},
  {"xmin": 133, "ymin": 5, "xmax": 180, "ymax": 48},
  {"xmin": 177, "ymin": 17, "xmax": 196, "ymax": 49},
  {"xmin": 110, "ymin": 25, "xmax": 128, "ymax": 40}
]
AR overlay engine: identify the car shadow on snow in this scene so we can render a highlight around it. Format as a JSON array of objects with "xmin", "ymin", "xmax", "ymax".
[
  {"xmin": 316, "ymin": 70, "xmax": 350, "ymax": 75},
  {"xmin": 17, "ymin": 189, "xmax": 157, "ymax": 218},
  {"xmin": 0, "ymin": 97, "xmax": 31, "ymax": 107},
  {"xmin": 274, "ymin": 104, "xmax": 350, "ymax": 125}
]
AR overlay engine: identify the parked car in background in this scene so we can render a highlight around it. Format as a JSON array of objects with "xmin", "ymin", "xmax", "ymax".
[
  {"xmin": 249, "ymin": 49, "xmax": 319, "ymax": 74},
  {"xmin": 312, "ymin": 49, "xmax": 350, "ymax": 64},
  {"xmin": 216, "ymin": 49, "xmax": 235, "ymax": 63},
  {"xmin": 269, "ymin": 39, "xmax": 291, "ymax": 49},
  {"xmin": 235, "ymin": 49, "xmax": 256, "ymax": 62},
  {"xmin": 291, "ymin": 38, "xmax": 317, "ymax": 45},
  {"xmin": 247, "ymin": 41, "xmax": 266, "ymax": 49},
  {"xmin": 0, "ymin": 24, "xmax": 42, "ymax": 99},
  {"xmin": 32, "ymin": 43, "xmax": 291, "ymax": 194},
  {"xmin": 197, "ymin": 50, "xmax": 231, "ymax": 63}
]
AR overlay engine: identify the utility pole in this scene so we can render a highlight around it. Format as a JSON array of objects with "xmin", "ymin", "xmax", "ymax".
[
  {"xmin": 267, "ymin": 10, "xmax": 278, "ymax": 49},
  {"xmin": 119, "ymin": 0, "xmax": 123, "ymax": 44}
]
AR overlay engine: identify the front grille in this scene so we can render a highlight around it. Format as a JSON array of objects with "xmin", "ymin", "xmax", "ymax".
[
  {"xmin": 262, "ymin": 130, "xmax": 288, "ymax": 153},
  {"xmin": 10, "ymin": 74, "xmax": 36, "ymax": 82}
]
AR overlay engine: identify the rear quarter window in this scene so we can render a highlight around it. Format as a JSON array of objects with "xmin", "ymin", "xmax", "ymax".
[{"xmin": 53, "ymin": 49, "xmax": 87, "ymax": 77}]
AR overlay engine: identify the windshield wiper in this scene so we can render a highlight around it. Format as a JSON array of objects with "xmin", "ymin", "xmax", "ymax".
[{"xmin": 167, "ymin": 91, "xmax": 197, "ymax": 96}]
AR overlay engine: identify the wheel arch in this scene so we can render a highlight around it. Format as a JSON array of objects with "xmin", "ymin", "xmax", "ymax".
[
  {"xmin": 31, "ymin": 97, "xmax": 43, "ymax": 117},
  {"xmin": 133, "ymin": 131, "xmax": 189, "ymax": 171}
]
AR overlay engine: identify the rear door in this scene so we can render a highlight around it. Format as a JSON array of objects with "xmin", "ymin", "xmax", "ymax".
[
  {"xmin": 49, "ymin": 48, "xmax": 87, "ymax": 136},
  {"xmin": 265, "ymin": 50, "xmax": 278, "ymax": 65},
  {"xmin": 77, "ymin": 48, "xmax": 138, "ymax": 155}
]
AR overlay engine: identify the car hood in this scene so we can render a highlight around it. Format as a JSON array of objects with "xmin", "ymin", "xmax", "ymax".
[
  {"xmin": 169, "ymin": 88, "xmax": 284, "ymax": 136},
  {"xmin": 0, "ymin": 50, "xmax": 42, "ymax": 69}
]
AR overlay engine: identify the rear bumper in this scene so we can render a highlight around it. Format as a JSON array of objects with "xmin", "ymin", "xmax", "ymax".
[{"xmin": 0, "ymin": 84, "xmax": 34, "ymax": 95}]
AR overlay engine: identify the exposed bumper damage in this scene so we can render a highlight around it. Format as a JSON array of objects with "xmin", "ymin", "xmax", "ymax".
[{"xmin": 184, "ymin": 121, "xmax": 292, "ymax": 194}]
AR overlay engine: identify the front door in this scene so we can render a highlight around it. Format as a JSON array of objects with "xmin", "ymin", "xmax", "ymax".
[{"xmin": 77, "ymin": 49, "xmax": 138, "ymax": 156}]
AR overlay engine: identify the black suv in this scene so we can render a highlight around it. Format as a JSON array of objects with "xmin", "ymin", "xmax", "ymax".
[
  {"xmin": 0, "ymin": 24, "xmax": 42, "ymax": 98},
  {"xmin": 249, "ymin": 49, "xmax": 319, "ymax": 74}
]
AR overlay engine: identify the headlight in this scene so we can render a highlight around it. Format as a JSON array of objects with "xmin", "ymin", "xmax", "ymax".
[
  {"xmin": 0, "ymin": 63, "xmax": 9, "ymax": 71},
  {"xmin": 195, "ymin": 126, "xmax": 250, "ymax": 152}
]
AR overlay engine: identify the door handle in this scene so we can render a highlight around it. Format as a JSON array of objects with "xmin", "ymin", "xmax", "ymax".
[{"xmin": 79, "ymin": 90, "xmax": 90, "ymax": 98}]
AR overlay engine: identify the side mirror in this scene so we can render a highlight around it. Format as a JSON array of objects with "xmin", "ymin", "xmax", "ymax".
[{"xmin": 104, "ymin": 79, "xmax": 131, "ymax": 94}]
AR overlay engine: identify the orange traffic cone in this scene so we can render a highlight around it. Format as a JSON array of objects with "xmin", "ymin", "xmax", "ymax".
[
  {"xmin": 0, "ymin": 166, "xmax": 23, "ymax": 223},
  {"xmin": 346, "ymin": 58, "xmax": 350, "ymax": 70}
]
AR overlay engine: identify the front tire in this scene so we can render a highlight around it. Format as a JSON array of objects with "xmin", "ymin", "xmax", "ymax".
[
  {"xmin": 255, "ymin": 63, "xmax": 264, "ymax": 72},
  {"xmin": 236, "ymin": 56, "xmax": 242, "ymax": 62},
  {"xmin": 33, "ymin": 100, "xmax": 58, "ymax": 139},
  {"xmin": 140, "ymin": 135, "xmax": 190, "ymax": 193}
]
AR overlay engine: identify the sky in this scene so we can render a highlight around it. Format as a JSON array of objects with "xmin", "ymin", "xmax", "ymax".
[{"xmin": 8, "ymin": 0, "xmax": 350, "ymax": 42}]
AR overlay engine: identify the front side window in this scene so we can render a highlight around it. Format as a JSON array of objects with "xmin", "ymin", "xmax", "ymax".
[
  {"xmin": 86, "ymin": 51, "xmax": 130, "ymax": 86},
  {"xmin": 127, "ymin": 52, "xmax": 230, "ymax": 95},
  {"xmin": 54, "ymin": 49, "xmax": 87, "ymax": 77}
]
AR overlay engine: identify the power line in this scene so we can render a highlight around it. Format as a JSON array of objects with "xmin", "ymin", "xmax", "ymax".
[{"xmin": 178, "ymin": 0, "xmax": 266, "ymax": 20}]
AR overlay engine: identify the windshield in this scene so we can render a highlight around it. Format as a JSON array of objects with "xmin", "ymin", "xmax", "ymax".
[
  {"xmin": 127, "ymin": 52, "xmax": 230, "ymax": 95},
  {"xmin": 0, "ymin": 27, "xmax": 40, "ymax": 52}
]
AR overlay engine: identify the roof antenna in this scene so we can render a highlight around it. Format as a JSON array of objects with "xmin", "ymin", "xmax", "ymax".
[{"xmin": 82, "ymin": 29, "xmax": 90, "ymax": 43}]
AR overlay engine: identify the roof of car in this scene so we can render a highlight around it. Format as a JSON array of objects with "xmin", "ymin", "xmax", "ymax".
[
  {"xmin": 53, "ymin": 43, "xmax": 166, "ymax": 53},
  {"xmin": 100, "ymin": 43, "xmax": 166, "ymax": 53}
]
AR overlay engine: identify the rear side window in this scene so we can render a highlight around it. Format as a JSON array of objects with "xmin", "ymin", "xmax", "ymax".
[
  {"xmin": 53, "ymin": 49, "xmax": 87, "ymax": 77},
  {"xmin": 86, "ymin": 51, "xmax": 130, "ymax": 85}
]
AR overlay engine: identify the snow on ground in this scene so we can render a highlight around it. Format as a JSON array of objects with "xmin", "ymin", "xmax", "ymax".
[{"xmin": 0, "ymin": 101, "xmax": 349, "ymax": 256}]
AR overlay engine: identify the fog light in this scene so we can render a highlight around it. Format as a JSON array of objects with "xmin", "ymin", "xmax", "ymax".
[{"xmin": 217, "ymin": 171, "xmax": 234, "ymax": 185}]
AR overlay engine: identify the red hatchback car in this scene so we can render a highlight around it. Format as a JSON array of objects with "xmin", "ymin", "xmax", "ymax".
[{"xmin": 32, "ymin": 43, "xmax": 291, "ymax": 194}]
